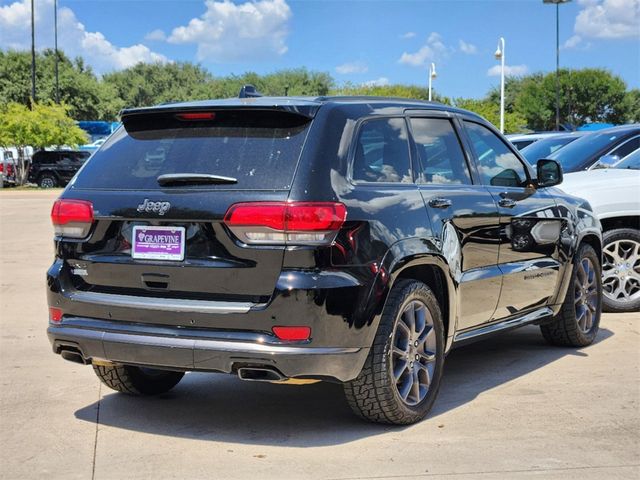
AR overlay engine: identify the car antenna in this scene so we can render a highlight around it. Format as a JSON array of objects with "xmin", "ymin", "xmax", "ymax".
[{"xmin": 238, "ymin": 84, "xmax": 262, "ymax": 98}]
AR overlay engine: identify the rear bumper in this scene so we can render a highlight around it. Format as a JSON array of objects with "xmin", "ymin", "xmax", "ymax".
[{"xmin": 47, "ymin": 317, "xmax": 369, "ymax": 382}]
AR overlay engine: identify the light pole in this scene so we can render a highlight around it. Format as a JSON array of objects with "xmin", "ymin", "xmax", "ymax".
[
  {"xmin": 543, "ymin": 0, "xmax": 571, "ymax": 131},
  {"xmin": 54, "ymin": 0, "xmax": 59, "ymax": 104},
  {"xmin": 428, "ymin": 62, "xmax": 437, "ymax": 101},
  {"xmin": 30, "ymin": 0, "xmax": 36, "ymax": 106},
  {"xmin": 494, "ymin": 37, "xmax": 505, "ymax": 133}
]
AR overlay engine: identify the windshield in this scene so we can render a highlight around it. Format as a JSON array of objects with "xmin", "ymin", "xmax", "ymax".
[
  {"xmin": 615, "ymin": 149, "xmax": 640, "ymax": 169},
  {"xmin": 548, "ymin": 130, "xmax": 631, "ymax": 172},
  {"xmin": 520, "ymin": 136, "xmax": 578, "ymax": 164}
]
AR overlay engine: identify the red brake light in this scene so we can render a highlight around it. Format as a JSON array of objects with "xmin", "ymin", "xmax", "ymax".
[
  {"xmin": 49, "ymin": 307, "xmax": 63, "ymax": 323},
  {"xmin": 176, "ymin": 112, "xmax": 216, "ymax": 121},
  {"xmin": 224, "ymin": 202, "xmax": 347, "ymax": 245},
  {"xmin": 272, "ymin": 326, "xmax": 311, "ymax": 341},
  {"xmin": 51, "ymin": 199, "xmax": 94, "ymax": 238}
]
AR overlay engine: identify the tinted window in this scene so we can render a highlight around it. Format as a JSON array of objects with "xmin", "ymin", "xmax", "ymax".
[
  {"xmin": 610, "ymin": 136, "xmax": 639, "ymax": 159},
  {"xmin": 511, "ymin": 140, "xmax": 535, "ymax": 150},
  {"xmin": 72, "ymin": 118, "xmax": 311, "ymax": 190},
  {"xmin": 615, "ymin": 149, "xmax": 640, "ymax": 169},
  {"xmin": 549, "ymin": 129, "xmax": 639, "ymax": 172},
  {"xmin": 352, "ymin": 118, "xmax": 412, "ymax": 183},
  {"xmin": 464, "ymin": 121, "xmax": 528, "ymax": 187},
  {"xmin": 520, "ymin": 136, "xmax": 579, "ymax": 163},
  {"xmin": 410, "ymin": 118, "xmax": 471, "ymax": 185}
]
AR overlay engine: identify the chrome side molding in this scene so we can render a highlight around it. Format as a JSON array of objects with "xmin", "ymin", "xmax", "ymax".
[{"xmin": 454, "ymin": 307, "xmax": 553, "ymax": 343}]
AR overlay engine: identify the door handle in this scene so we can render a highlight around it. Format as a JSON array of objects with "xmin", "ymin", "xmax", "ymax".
[
  {"xmin": 498, "ymin": 198, "xmax": 517, "ymax": 208},
  {"xmin": 428, "ymin": 197, "xmax": 452, "ymax": 209}
]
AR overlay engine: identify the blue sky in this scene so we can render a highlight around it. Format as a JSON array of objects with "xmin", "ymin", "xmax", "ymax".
[{"xmin": 1, "ymin": 0, "xmax": 639, "ymax": 98}]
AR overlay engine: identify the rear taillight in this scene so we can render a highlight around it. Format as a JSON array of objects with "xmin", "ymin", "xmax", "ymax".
[
  {"xmin": 51, "ymin": 199, "xmax": 94, "ymax": 238},
  {"xmin": 224, "ymin": 202, "xmax": 347, "ymax": 245}
]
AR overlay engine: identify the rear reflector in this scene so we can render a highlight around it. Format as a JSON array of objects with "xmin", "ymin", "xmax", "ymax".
[
  {"xmin": 49, "ymin": 307, "xmax": 63, "ymax": 323},
  {"xmin": 224, "ymin": 202, "xmax": 347, "ymax": 245},
  {"xmin": 272, "ymin": 326, "xmax": 311, "ymax": 341},
  {"xmin": 176, "ymin": 112, "xmax": 216, "ymax": 121},
  {"xmin": 51, "ymin": 199, "xmax": 94, "ymax": 238}
]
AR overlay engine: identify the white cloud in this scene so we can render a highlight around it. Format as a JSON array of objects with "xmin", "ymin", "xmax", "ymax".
[
  {"xmin": 167, "ymin": 0, "xmax": 291, "ymax": 62},
  {"xmin": 398, "ymin": 32, "xmax": 449, "ymax": 67},
  {"xmin": 335, "ymin": 61, "xmax": 368, "ymax": 75},
  {"xmin": 574, "ymin": 0, "xmax": 640, "ymax": 39},
  {"xmin": 0, "ymin": 0, "xmax": 168, "ymax": 73},
  {"xmin": 562, "ymin": 34, "xmax": 586, "ymax": 49},
  {"xmin": 363, "ymin": 77, "xmax": 390, "ymax": 87},
  {"xmin": 458, "ymin": 39, "xmax": 477, "ymax": 54},
  {"xmin": 145, "ymin": 29, "xmax": 167, "ymax": 42},
  {"xmin": 400, "ymin": 31, "xmax": 416, "ymax": 39},
  {"xmin": 487, "ymin": 64, "xmax": 529, "ymax": 77}
]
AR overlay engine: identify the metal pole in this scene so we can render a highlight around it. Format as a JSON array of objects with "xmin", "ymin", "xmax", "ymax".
[
  {"xmin": 30, "ymin": 0, "xmax": 36, "ymax": 106},
  {"xmin": 555, "ymin": 2, "xmax": 560, "ymax": 130},
  {"xmin": 428, "ymin": 73, "xmax": 432, "ymax": 102},
  {"xmin": 54, "ymin": 0, "xmax": 59, "ymax": 104},
  {"xmin": 500, "ymin": 38, "xmax": 505, "ymax": 134}
]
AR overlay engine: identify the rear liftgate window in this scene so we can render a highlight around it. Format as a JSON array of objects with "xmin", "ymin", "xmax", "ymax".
[{"xmin": 72, "ymin": 109, "xmax": 312, "ymax": 190}]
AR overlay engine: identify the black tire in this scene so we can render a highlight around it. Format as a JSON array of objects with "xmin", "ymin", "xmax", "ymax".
[
  {"xmin": 541, "ymin": 243, "xmax": 602, "ymax": 347},
  {"xmin": 602, "ymin": 228, "xmax": 640, "ymax": 313},
  {"xmin": 93, "ymin": 364, "xmax": 184, "ymax": 395},
  {"xmin": 38, "ymin": 173, "xmax": 57, "ymax": 188},
  {"xmin": 344, "ymin": 279, "xmax": 445, "ymax": 425}
]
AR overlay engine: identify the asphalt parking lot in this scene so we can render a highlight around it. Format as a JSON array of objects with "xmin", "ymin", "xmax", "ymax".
[{"xmin": 0, "ymin": 190, "xmax": 638, "ymax": 480}]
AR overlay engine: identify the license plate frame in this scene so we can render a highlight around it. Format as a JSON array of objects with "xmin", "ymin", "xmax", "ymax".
[{"xmin": 132, "ymin": 225, "xmax": 185, "ymax": 261}]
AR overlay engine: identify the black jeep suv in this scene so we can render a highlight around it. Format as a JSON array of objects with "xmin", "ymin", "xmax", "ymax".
[
  {"xmin": 29, "ymin": 150, "xmax": 91, "ymax": 188},
  {"xmin": 47, "ymin": 96, "xmax": 602, "ymax": 424}
]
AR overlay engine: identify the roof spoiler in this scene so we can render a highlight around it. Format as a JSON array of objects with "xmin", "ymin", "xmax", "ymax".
[{"xmin": 238, "ymin": 84, "xmax": 262, "ymax": 99}]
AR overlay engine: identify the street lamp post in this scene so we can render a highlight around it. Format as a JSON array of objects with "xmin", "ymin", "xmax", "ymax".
[
  {"xmin": 494, "ymin": 37, "xmax": 505, "ymax": 133},
  {"xmin": 428, "ymin": 62, "xmax": 437, "ymax": 101},
  {"xmin": 30, "ymin": 0, "xmax": 36, "ymax": 106},
  {"xmin": 54, "ymin": 0, "xmax": 59, "ymax": 104},
  {"xmin": 543, "ymin": 0, "xmax": 571, "ymax": 131}
]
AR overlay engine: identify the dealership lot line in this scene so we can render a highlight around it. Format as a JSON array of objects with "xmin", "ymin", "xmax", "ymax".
[{"xmin": 1, "ymin": 190, "xmax": 638, "ymax": 480}]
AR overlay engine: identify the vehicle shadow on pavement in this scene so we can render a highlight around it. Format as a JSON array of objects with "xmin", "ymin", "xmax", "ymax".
[{"xmin": 74, "ymin": 325, "xmax": 613, "ymax": 447}]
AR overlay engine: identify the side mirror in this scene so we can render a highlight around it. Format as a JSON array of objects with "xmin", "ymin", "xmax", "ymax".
[
  {"xmin": 536, "ymin": 159, "xmax": 563, "ymax": 188},
  {"xmin": 592, "ymin": 154, "xmax": 619, "ymax": 169}
]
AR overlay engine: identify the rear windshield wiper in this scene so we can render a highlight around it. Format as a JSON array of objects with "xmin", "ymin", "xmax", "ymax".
[{"xmin": 157, "ymin": 173, "xmax": 238, "ymax": 186}]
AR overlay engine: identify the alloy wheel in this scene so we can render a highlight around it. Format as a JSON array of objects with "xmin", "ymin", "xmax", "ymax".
[
  {"xmin": 602, "ymin": 239, "xmax": 640, "ymax": 305},
  {"xmin": 390, "ymin": 300, "xmax": 437, "ymax": 406},
  {"xmin": 574, "ymin": 257, "xmax": 599, "ymax": 334}
]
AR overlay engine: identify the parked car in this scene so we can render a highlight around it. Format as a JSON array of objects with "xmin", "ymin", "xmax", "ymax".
[
  {"xmin": 519, "ymin": 132, "xmax": 587, "ymax": 163},
  {"xmin": 28, "ymin": 150, "xmax": 91, "ymax": 188},
  {"xmin": 559, "ymin": 158, "xmax": 639, "ymax": 313},
  {"xmin": 506, "ymin": 132, "xmax": 562, "ymax": 150},
  {"xmin": 546, "ymin": 124, "xmax": 640, "ymax": 173},
  {"xmin": 79, "ymin": 138, "xmax": 107, "ymax": 153},
  {"xmin": 0, "ymin": 148, "xmax": 17, "ymax": 187},
  {"xmin": 47, "ymin": 95, "xmax": 602, "ymax": 425}
]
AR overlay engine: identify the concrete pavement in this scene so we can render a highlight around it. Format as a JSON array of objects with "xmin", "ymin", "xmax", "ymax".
[{"xmin": 1, "ymin": 190, "xmax": 638, "ymax": 480}]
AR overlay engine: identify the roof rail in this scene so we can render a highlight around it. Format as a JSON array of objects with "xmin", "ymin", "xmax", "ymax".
[{"xmin": 238, "ymin": 85, "xmax": 262, "ymax": 98}]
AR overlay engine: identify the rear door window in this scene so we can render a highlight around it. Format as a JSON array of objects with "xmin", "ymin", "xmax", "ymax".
[
  {"xmin": 72, "ymin": 110, "xmax": 312, "ymax": 190},
  {"xmin": 352, "ymin": 117, "xmax": 412, "ymax": 183},
  {"xmin": 409, "ymin": 117, "xmax": 471, "ymax": 185}
]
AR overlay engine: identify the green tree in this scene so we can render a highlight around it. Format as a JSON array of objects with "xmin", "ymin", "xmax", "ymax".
[
  {"xmin": 103, "ymin": 62, "xmax": 215, "ymax": 108},
  {"xmin": 515, "ymin": 69, "xmax": 629, "ymax": 130},
  {"xmin": 0, "ymin": 102, "xmax": 88, "ymax": 183},
  {"xmin": 0, "ymin": 49, "xmax": 122, "ymax": 120},
  {"xmin": 453, "ymin": 98, "xmax": 527, "ymax": 134},
  {"xmin": 624, "ymin": 89, "xmax": 640, "ymax": 123},
  {"xmin": 330, "ymin": 82, "xmax": 451, "ymax": 104}
]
